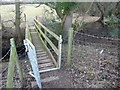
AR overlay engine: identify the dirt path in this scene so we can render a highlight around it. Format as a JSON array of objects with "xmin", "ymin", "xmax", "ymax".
[{"xmin": 41, "ymin": 67, "xmax": 74, "ymax": 88}]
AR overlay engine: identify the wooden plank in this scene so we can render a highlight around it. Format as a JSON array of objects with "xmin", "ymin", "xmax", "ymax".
[
  {"xmin": 34, "ymin": 19, "xmax": 59, "ymax": 40},
  {"xmin": 38, "ymin": 59, "xmax": 51, "ymax": 64},
  {"xmin": 37, "ymin": 53, "xmax": 46, "ymax": 55},
  {"xmin": 39, "ymin": 62, "xmax": 53, "ymax": 68},
  {"xmin": 30, "ymin": 32, "xmax": 42, "ymax": 49},
  {"xmin": 37, "ymin": 56, "xmax": 48, "ymax": 60},
  {"xmin": 30, "ymin": 32, "xmax": 37, "ymax": 33},
  {"xmin": 39, "ymin": 66, "xmax": 55, "ymax": 71},
  {"xmin": 36, "ymin": 49, "xmax": 44, "ymax": 52},
  {"xmin": 37, "ymin": 54, "xmax": 47, "ymax": 57},
  {"xmin": 34, "ymin": 22, "xmax": 59, "ymax": 55},
  {"xmin": 26, "ymin": 24, "xmax": 32, "ymax": 42},
  {"xmin": 37, "ymin": 51, "xmax": 46, "ymax": 54},
  {"xmin": 36, "ymin": 30, "xmax": 58, "ymax": 67}
]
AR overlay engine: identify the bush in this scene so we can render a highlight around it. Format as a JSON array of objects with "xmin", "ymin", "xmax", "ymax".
[{"xmin": 105, "ymin": 14, "xmax": 120, "ymax": 38}]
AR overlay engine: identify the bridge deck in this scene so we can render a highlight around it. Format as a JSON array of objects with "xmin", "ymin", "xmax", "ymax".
[{"xmin": 30, "ymin": 27, "xmax": 56, "ymax": 71}]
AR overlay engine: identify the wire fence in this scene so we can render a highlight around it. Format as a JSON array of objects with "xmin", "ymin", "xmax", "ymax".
[
  {"xmin": 68, "ymin": 28, "xmax": 119, "ymax": 88},
  {"xmin": 72, "ymin": 30, "xmax": 119, "ymax": 55},
  {"xmin": 0, "ymin": 45, "xmax": 25, "ymax": 62},
  {"xmin": 0, "ymin": 48, "xmax": 11, "ymax": 62},
  {"xmin": 74, "ymin": 31, "xmax": 120, "ymax": 41}
]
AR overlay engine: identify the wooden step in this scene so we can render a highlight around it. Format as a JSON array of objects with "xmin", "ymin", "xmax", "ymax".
[
  {"xmin": 37, "ymin": 53, "xmax": 47, "ymax": 57},
  {"xmin": 37, "ymin": 56, "xmax": 49, "ymax": 60},
  {"xmin": 38, "ymin": 59, "xmax": 51, "ymax": 64},
  {"xmin": 30, "ymin": 27, "xmax": 35, "ymax": 30},
  {"xmin": 36, "ymin": 51, "xmax": 46, "ymax": 55},
  {"xmin": 36, "ymin": 49, "xmax": 44, "ymax": 52},
  {"xmin": 39, "ymin": 62, "xmax": 54, "ymax": 68},
  {"xmin": 39, "ymin": 66, "xmax": 55, "ymax": 71},
  {"xmin": 37, "ymin": 51, "xmax": 47, "ymax": 54},
  {"xmin": 35, "ymin": 46, "xmax": 42, "ymax": 49},
  {"xmin": 30, "ymin": 32, "xmax": 37, "ymax": 33}
]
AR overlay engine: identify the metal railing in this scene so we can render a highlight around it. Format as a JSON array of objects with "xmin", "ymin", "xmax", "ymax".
[{"xmin": 24, "ymin": 24, "xmax": 42, "ymax": 88}]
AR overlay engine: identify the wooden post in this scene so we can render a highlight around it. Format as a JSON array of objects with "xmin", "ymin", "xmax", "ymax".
[
  {"xmin": 44, "ymin": 30, "xmax": 47, "ymax": 46},
  {"xmin": 14, "ymin": 44, "xmax": 23, "ymax": 83},
  {"xmin": 6, "ymin": 38, "xmax": 16, "ymax": 88},
  {"xmin": 67, "ymin": 28, "xmax": 73, "ymax": 65},
  {"xmin": 24, "ymin": 13, "xmax": 26, "ymax": 23},
  {"xmin": 7, "ymin": 38, "xmax": 23, "ymax": 88},
  {"xmin": 36, "ymin": 16, "xmax": 38, "ymax": 20}
]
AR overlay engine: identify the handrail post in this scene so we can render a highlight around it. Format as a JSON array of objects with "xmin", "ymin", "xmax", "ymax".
[
  {"xmin": 58, "ymin": 35, "xmax": 62, "ymax": 68},
  {"xmin": 26, "ymin": 24, "xmax": 32, "ymax": 42},
  {"xmin": 67, "ymin": 28, "xmax": 73, "ymax": 66},
  {"xmin": 7, "ymin": 38, "xmax": 23, "ymax": 88},
  {"xmin": 14, "ymin": 44, "xmax": 23, "ymax": 83},
  {"xmin": 24, "ymin": 13, "xmax": 26, "ymax": 23},
  {"xmin": 7, "ymin": 38, "xmax": 16, "ymax": 88},
  {"xmin": 44, "ymin": 30, "xmax": 47, "ymax": 46}
]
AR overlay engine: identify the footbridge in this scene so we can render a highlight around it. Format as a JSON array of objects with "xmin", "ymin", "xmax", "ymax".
[{"xmin": 24, "ymin": 19, "xmax": 62, "ymax": 88}]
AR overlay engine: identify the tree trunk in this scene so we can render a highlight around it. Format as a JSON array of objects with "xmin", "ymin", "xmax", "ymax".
[
  {"xmin": 62, "ymin": 13, "xmax": 73, "ymax": 40},
  {"xmin": 96, "ymin": 3, "xmax": 104, "ymax": 22},
  {"xmin": 63, "ymin": 14, "xmax": 73, "ymax": 31},
  {"xmin": 96, "ymin": 2, "xmax": 105, "ymax": 27},
  {"xmin": 15, "ymin": 0, "xmax": 22, "ymax": 42}
]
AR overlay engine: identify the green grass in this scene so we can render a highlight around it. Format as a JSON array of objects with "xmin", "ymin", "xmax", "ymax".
[
  {"xmin": 1, "ymin": 4, "xmax": 57, "ymax": 27},
  {"xmin": 1, "ymin": 5, "xmax": 15, "ymax": 21}
]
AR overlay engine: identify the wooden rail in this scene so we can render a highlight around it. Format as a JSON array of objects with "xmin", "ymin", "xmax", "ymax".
[
  {"xmin": 25, "ymin": 24, "xmax": 32, "ymax": 41},
  {"xmin": 34, "ymin": 19, "xmax": 59, "ymax": 40},
  {"xmin": 34, "ymin": 19, "xmax": 62, "ymax": 68},
  {"xmin": 6, "ymin": 38, "xmax": 23, "ymax": 88}
]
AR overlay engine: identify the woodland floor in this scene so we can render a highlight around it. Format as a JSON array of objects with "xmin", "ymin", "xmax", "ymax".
[{"xmin": 1, "ymin": 22, "xmax": 119, "ymax": 88}]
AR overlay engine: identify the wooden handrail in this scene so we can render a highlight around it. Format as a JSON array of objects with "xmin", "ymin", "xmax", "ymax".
[
  {"xmin": 34, "ymin": 22, "xmax": 59, "ymax": 55},
  {"xmin": 34, "ymin": 19, "xmax": 59, "ymax": 40},
  {"xmin": 34, "ymin": 19, "xmax": 62, "ymax": 68},
  {"xmin": 25, "ymin": 24, "xmax": 32, "ymax": 41}
]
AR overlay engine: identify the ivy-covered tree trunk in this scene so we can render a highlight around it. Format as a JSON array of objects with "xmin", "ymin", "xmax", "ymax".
[
  {"xmin": 15, "ymin": 0, "xmax": 22, "ymax": 42},
  {"xmin": 96, "ymin": 3, "xmax": 104, "ymax": 23},
  {"xmin": 55, "ymin": 2, "xmax": 75, "ymax": 31},
  {"xmin": 63, "ymin": 14, "xmax": 73, "ymax": 31}
]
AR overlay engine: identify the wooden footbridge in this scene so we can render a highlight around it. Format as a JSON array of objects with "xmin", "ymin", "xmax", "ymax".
[{"xmin": 24, "ymin": 19, "xmax": 62, "ymax": 88}]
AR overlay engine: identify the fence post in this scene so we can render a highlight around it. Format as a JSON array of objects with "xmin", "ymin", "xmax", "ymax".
[
  {"xmin": 6, "ymin": 38, "xmax": 16, "ymax": 88},
  {"xmin": 14, "ymin": 45, "xmax": 23, "ymax": 83},
  {"xmin": 67, "ymin": 28, "xmax": 73, "ymax": 65},
  {"xmin": 7, "ymin": 38, "xmax": 23, "ymax": 88},
  {"xmin": 44, "ymin": 30, "xmax": 47, "ymax": 45}
]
